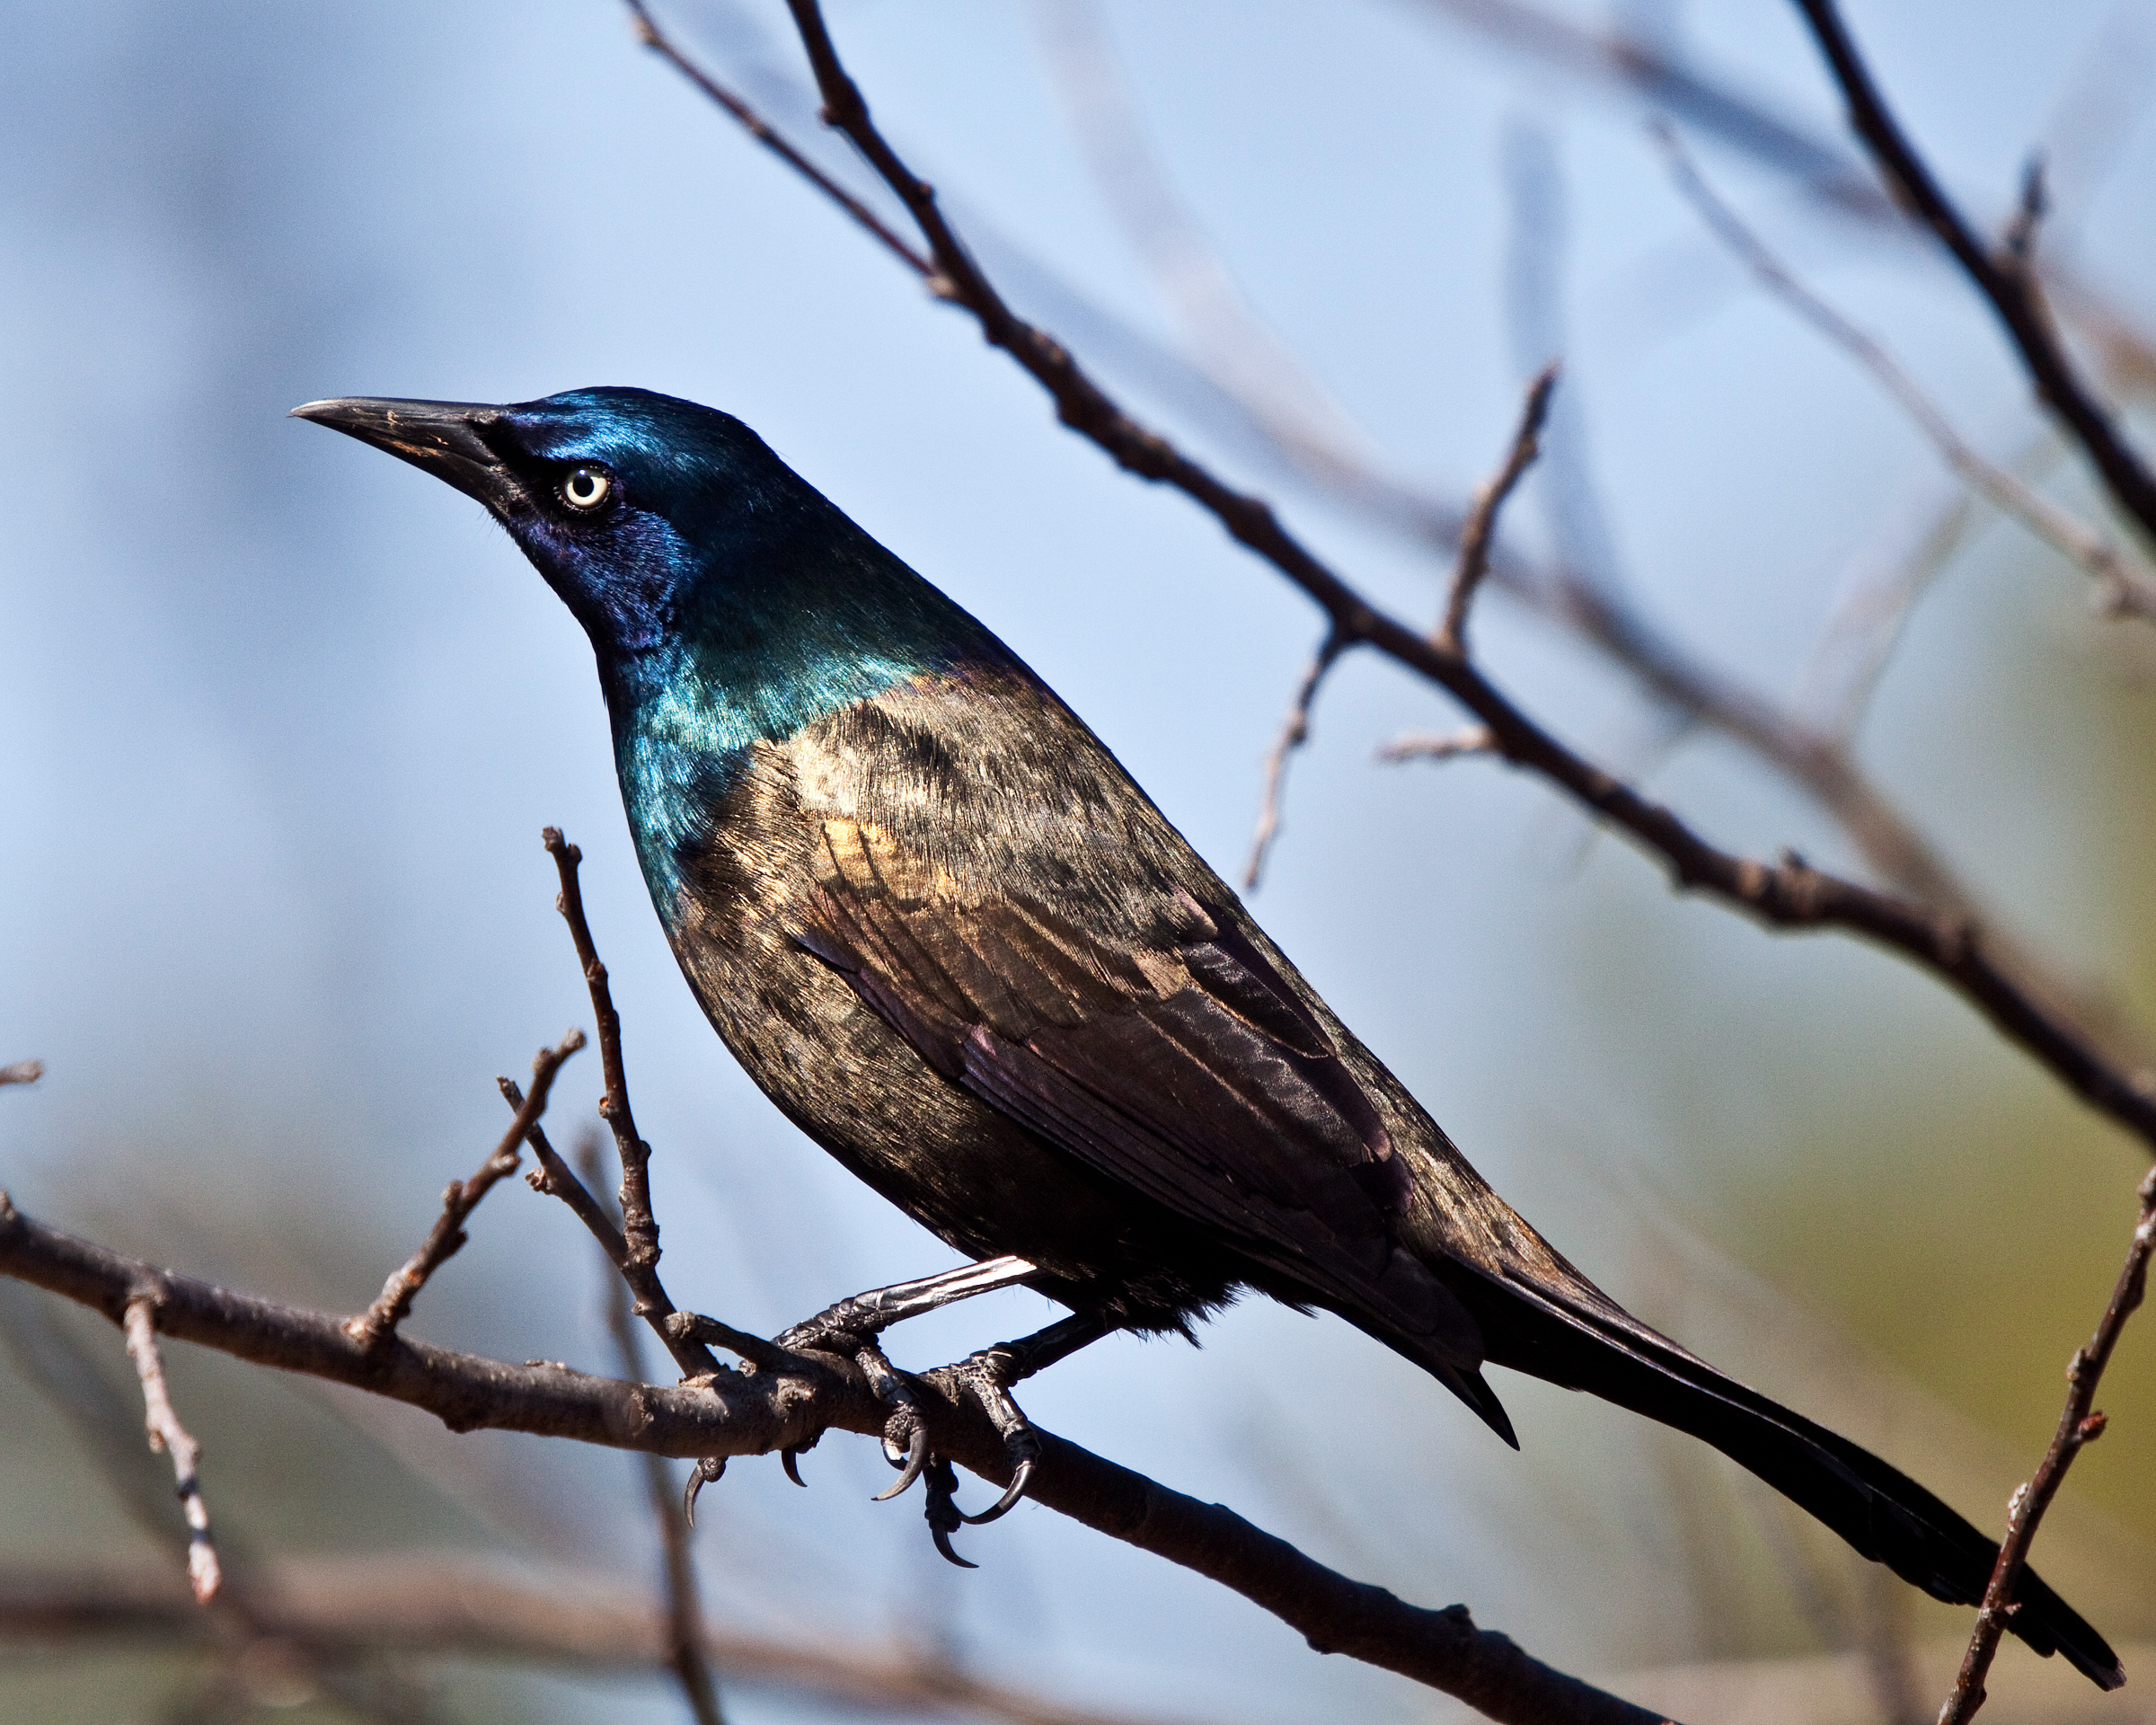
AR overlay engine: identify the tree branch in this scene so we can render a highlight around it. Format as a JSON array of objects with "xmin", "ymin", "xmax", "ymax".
[
  {"xmin": 1793, "ymin": 0, "xmax": 2156, "ymax": 550},
  {"xmin": 0, "ymin": 1191, "xmax": 1679, "ymax": 1725},
  {"xmin": 1938, "ymin": 1164, "xmax": 2156, "ymax": 1723}
]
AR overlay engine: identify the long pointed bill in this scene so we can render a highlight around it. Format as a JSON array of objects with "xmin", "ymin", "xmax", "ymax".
[{"xmin": 289, "ymin": 397, "xmax": 520, "ymax": 511}]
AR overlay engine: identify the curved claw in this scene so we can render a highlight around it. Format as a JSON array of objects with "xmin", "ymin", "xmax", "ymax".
[
  {"xmin": 955, "ymin": 1455, "xmax": 1034, "ymax": 1525},
  {"xmin": 781, "ymin": 1446, "xmax": 808, "ymax": 1489},
  {"xmin": 682, "ymin": 1455, "xmax": 724, "ymax": 1526},
  {"xmin": 923, "ymin": 1455, "xmax": 977, "ymax": 1567},
  {"xmin": 870, "ymin": 1420, "xmax": 930, "ymax": 1501}
]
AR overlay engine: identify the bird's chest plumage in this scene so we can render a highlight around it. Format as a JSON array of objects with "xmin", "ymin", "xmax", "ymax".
[{"xmin": 638, "ymin": 675, "xmax": 1250, "ymax": 1323}]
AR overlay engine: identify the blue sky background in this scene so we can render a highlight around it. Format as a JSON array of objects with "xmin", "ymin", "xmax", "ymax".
[{"xmin": 5, "ymin": 3, "xmax": 2156, "ymax": 1721}]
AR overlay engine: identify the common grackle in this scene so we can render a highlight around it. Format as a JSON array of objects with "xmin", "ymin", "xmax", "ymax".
[{"xmin": 295, "ymin": 386, "xmax": 2121, "ymax": 1687}]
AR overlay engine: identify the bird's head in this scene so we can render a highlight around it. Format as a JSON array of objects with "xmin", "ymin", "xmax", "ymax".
[{"xmin": 291, "ymin": 386, "xmax": 816, "ymax": 656}]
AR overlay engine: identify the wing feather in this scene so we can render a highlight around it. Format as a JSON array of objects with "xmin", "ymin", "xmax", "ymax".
[{"xmin": 795, "ymin": 817, "xmax": 1480, "ymax": 1362}]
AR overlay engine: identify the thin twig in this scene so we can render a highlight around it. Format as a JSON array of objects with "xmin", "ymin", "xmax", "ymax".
[
  {"xmin": 585, "ymin": 1137, "xmax": 727, "ymax": 1725},
  {"xmin": 529, "ymin": 831, "xmax": 724, "ymax": 1384},
  {"xmin": 120, "ymin": 1295, "xmax": 219, "ymax": 1605},
  {"xmin": 0, "ymin": 1192, "xmax": 1679, "ymax": 1725},
  {"xmin": 621, "ymin": 2, "xmax": 932, "ymax": 281},
  {"xmin": 508, "ymin": 1081, "xmax": 629, "ymax": 1265},
  {"xmin": 347, "ymin": 1030, "xmax": 586, "ymax": 1350},
  {"xmin": 0, "ymin": 1060, "xmax": 43, "ymax": 1087},
  {"xmin": 2001, "ymin": 155, "xmax": 2048, "ymax": 279},
  {"xmin": 543, "ymin": 829, "xmax": 664, "ymax": 1287},
  {"xmin": 1937, "ymin": 1165, "xmax": 2156, "ymax": 1722},
  {"xmin": 644, "ymin": 0, "xmax": 2156, "ymax": 1164},
  {"xmin": 1440, "ymin": 365, "xmax": 1558, "ymax": 651},
  {"xmin": 1794, "ymin": 0, "xmax": 2156, "ymax": 552},
  {"xmin": 1377, "ymin": 727, "xmax": 1497, "ymax": 765},
  {"xmin": 1655, "ymin": 121, "xmax": 2156, "ymax": 622},
  {"xmin": 1242, "ymin": 630, "xmax": 1346, "ymax": 890}
]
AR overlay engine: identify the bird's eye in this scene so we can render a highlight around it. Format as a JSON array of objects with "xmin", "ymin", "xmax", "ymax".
[{"xmin": 559, "ymin": 465, "xmax": 612, "ymax": 511}]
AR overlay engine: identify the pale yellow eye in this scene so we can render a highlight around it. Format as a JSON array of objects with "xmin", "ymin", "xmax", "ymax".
[{"xmin": 560, "ymin": 465, "xmax": 611, "ymax": 510}]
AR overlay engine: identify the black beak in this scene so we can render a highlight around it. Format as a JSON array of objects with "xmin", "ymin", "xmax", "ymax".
[{"xmin": 289, "ymin": 397, "xmax": 521, "ymax": 512}]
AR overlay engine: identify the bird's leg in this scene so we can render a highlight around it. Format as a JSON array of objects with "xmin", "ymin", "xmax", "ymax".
[
  {"xmin": 773, "ymin": 1255, "xmax": 1039, "ymax": 1492},
  {"xmin": 944, "ymin": 1313, "xmax": 1109, "ymax": 1529},
  {"xmin": 773, "ymin": 1254, "xmax": 1040, "ymax": 1351}
]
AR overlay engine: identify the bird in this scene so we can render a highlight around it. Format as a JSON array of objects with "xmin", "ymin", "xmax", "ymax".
[{"xmin": 294, "ymin": 384, "xmax": 2122, "ymax": 1688}]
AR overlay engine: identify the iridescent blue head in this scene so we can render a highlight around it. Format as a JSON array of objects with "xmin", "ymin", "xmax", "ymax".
[{"xmin": 293, "ymin": 385, "xmax": 1003, "ymax": 908}]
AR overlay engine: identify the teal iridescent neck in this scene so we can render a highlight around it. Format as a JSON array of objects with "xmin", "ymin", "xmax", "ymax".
[{"xmin": 603, "ymin": 573, "xmax": 1001, "ymax": 920}]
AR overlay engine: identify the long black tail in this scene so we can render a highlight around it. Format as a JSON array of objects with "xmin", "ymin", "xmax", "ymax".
[{"xmin": 1408, "ymin": 1261, "xmax": 2125, "ymax": 1691}]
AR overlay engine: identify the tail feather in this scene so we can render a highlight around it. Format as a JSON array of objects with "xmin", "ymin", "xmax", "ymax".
[{"xmin": 1407, "ymin": 1262, "xmax": 2124, "ymax": 1691}]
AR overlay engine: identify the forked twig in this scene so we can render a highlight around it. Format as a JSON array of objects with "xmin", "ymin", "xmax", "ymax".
[
  {"xmin": 1937, "ymin": 1166, "xmax": 2156, "ymax": 1721},
  {"xmin": 1795, "ymin": 0, "xmax": 2156, "ymax": 550},
  {"xmin": 120, "ymin": 1294, "xmax": 220, "ymax": 1604},
  {"xmin": 348, "ymin": 1030, "xmax": 586, "ymax": 1350}
]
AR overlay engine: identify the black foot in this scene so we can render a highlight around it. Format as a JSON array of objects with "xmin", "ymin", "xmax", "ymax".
[
  {"xmin": 945, "ymin": 1343, "xmax": 1042, "ymax": 1526},
  {"xmin": 846, "ymin": 1336, "xmax": 932, "ymax": 1502}
]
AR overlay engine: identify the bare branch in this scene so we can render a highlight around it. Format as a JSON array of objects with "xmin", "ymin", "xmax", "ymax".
[
  {"xmin": 1794, "ymin": 0, "xmax": 2156, "ymax": 551},
  {"xmin": 0, "ymin": 1191, "xmax": 1681, "ymax": 1725},
  {"xmin": 1655, "ymin": 121, "xmax": 2156, "ymax": 622},
  {"xmin": 584, "ymin": 1137, "xmax": 727, "ymax": 1725},
  {"xmin": 1938, "ymin": 1165, "xmax": 2156, "ymax": 1723},
  {"xmin": 1242, "ymin": 630, "xmax": 1346, "ymax": 891},
  {"xmin": 0, "ymin": 1059, "xmax": 43, "ymax": 1087},
  {"xmin": 623, "ymin": 0, "xmax": 2156, "ymax": 1163},
  {"xmin": 1441, "ymin": 366, "xmax": 1558, "ymax": 652},
  {"xmin": 1378, "ymin": 727, "xmax": 1497, "ymax": 766},
  {"xmin": 347, "ymin": 1029, "xmax": 586, "ymax": 1350},
  {"xmin": 621, "ymin": 2, "xmax": 932, "ymax": 281},
  {"xmin": 120, "ymin": 1295, "xmax": 220, "ymax": 1605}
]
